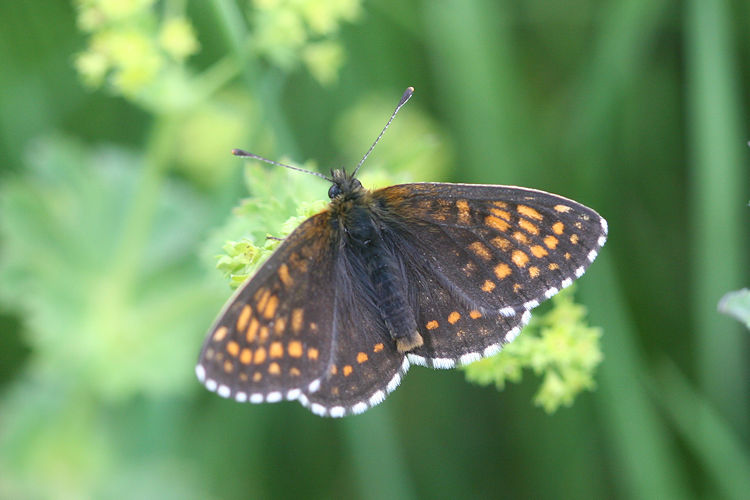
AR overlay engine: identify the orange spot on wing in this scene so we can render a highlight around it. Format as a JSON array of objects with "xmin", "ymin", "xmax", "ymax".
[
  {"xmin": 485, "ymin": 215, "xmax": 510, "ymax": 232},
  {"xmin": 212, "ymin": 326, "xmax": 228, "ymax": 342},
  {"xmin": 570, "ymin": 234, "xmax": 579, "ymax": 244},
  {"xmin": 481, "ymin": 280, "xmax": 496, "ymax": 292},
  {"xmin": 517, "ymin": 205, "xmax": 543, "ymax": 220},
  {"xmin": 257, "ymin": 289, "xmax": 271, "ymax": 314},
  {"xmin": 253, "ymin": 372, "xmax": 262, "ymax": 382},
  {"xmin": 469, "ymin": 310, "xmax": 482, "ymax": 319},
  {"xmin": 519, "ymin": 219, "xmax": 539, "ymax": 235},
  {"xmin": 491, "ymin": 237, "xmax": 511, "ymax": 250},
  {"xmin": 259, "ymin": 326, "xmax": 270, "ymax": 342},
  {"xmin": 288, "ymin": 340, "xmax": 303, "ymax": 358},
  {"xmin": 513, "ymin": 231, "xmax": 529, "ymax": 245},
  {"xmin": 530, "ymin": 245, "xmax": 548, "ymax": 258},
  {"xmin": 307, "ymin": 347, "xmax": 319, "ymax": 360},
  {"xmin": 263, "ymin": 295, "xmax": 279, "ymax": 319},
  {"xmin": 426, "ymin": 320, "xmax": 439, "ymax": 330},
  {"xmin": 448, "ymin": 311, "xmax": 461, "ymax": 324},
  {"xmin": 544, "ymin": 235, "xmax": 559, "ymax": 249},
  {"xmin": 240, "ymin": 348, "xmax": 253, "ymax": 365},
  {"xmin": 268, "ymin": 362, "xmax": 281, "ymax": 375},
  {"xmin": 269, "ymin": 341, "xmax": 283, "ymax": 358},
  {"xmin": 548, "ymin": 263, "xmax": 560, "ymax": 270},
  {"xmin": 278, "ymin": 263, "xmax": 293, "ymax": 287},
  {"xmin": 224, "ymin": 360, "xmax": 233, "ymax": 373},
  {"xmin": 512, "ymin": 250, "xmax": 529, "ymax": 268},
  {"xmin": 291, "ymin": 308, "xmax": 304, "ymax": 333},
  {"xmin": 469, "ymin": 241, "xmax": 492, "ymax": 261},
  {"xmin": 274, "ymin": 317, "xmax": 286, "ymax": 335},
  {"xmin": 373, "ymin": 343, "xmax": 384, "ymax": 352},
  {"xmin": 552, "ymin": 221, "xmax": 565, "ymax": 235},
  {"xmin": 357, "ymin": 352, "xmax": 368, "ymax": 363},
  {"xmin": 226, "ymin": 341, "xmax": 239, "ymax": 357},
  {"xmin": 246, "ymin": 318, "xmax": 259, "ymax": 343},
  {"xmin": 456, "ymin": 200, "xmax": 471, "ymax": 224},
  {"xmin": 236, "ymin": 305, "xmax": 252, "ymax": 332},
  {"xmin": 290, "ymin": 367, "xmax": 301, "ymax": 376},
  {"xmin": 494, "ymin": 263, "xmax": 512, "ymax": 279},
  {"xmin": 343, "ymin": 365, "xmax": 353, "ymax": 376},
  {"xmin": 554, "ymin": 204, "xmax": 571, "ymax": 213},
  {"xmin": 253, "ymin": 347, "xmax": 266, "ymax": 364},
  {"xmin": 491, "ymin": 208, "xmax": 512, "ymax": 221},
  {"xmin": 529, "ymin": 266, "xmax": 540, "ymax": 278}
]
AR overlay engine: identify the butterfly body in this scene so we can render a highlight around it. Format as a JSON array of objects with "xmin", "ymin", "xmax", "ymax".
[
  {"xmin": 197, "ymin": 175, "xmax": 608, "ymax": 416},
  {"xmin": 328, "ymin": 169, "xmax": 423, "ymax": 353}
]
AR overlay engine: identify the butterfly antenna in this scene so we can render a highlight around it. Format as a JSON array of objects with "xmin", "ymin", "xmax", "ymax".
[
  {"xmin": 352, "ymin": 86, "xmax": 414, "ymax": 177},
  {"xmin": 231, "ymin": 149, "xmax": 332, "ymax": 181}
]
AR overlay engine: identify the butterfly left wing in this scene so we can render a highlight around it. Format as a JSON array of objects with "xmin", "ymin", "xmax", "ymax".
[
  {"xmin": 196, "ymin": 212, "xmax": 339, "ymax": 404},
  {"xmin": 373, "ymin": 182, "xmax": 607, "ymax": 366}
]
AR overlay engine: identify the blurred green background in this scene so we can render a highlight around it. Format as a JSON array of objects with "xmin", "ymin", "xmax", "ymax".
[{"xmin": 1, "ymin": 1, "xmax": 748, "ymax": 499}]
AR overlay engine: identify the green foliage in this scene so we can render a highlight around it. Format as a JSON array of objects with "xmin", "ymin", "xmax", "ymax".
[
  {"xmin": 719, "ymin": 289, "xmax": 750, "ymax": 330},
  {"xmin": 464, "ymin": 287, "xmax": 602, "ymax": 413},
  {"xmin": 252, "ymin": 0, "xmax": 360, "ymax": 84},
  {"xmin": 75, "ymin": 0, "xmax": 200, "ymax": 104},
  {"xmin": 0, "ymin": 136, "xmax": 217, "ymax": 400},
  {"xmin": 0, "ymin": 137, "xmax": 221, "ymax": 498},
  {"xmin": 2, "ymin": 0, "xmax": 749, "ymax": 499}
]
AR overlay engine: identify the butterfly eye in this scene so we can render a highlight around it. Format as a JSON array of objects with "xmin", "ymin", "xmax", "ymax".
[{"xmin": 328, "ymin": 184, "xmax": 342, "ymax": 199}]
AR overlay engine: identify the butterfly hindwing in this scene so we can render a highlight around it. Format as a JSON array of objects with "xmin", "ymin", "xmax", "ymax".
[
  {"xmin": 196, "ymin": 212, "xmax": 338, "ymax": 404},
  {"xmin": 403, "ymin": 260, "xmax": 532, "ymax": 368}
]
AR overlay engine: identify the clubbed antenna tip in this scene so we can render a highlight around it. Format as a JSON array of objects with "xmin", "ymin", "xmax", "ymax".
[
  {"xmin": 352, "ymin": 86, "xmax": 415, "ymax": 177},
  {"xmin": 399, "ymin": 87, "xmax": 415, "ymax": 107}
]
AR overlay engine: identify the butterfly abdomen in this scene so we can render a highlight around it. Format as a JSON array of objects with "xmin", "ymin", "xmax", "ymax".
[{"xmin": 343, "ymin": 203, "xmax": 421, "ymax": 352}]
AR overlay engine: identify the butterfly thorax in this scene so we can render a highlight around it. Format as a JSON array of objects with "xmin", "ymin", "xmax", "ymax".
[{"xmin": 327, "ymin": 170, "xmax": 423, "ymax": 353}]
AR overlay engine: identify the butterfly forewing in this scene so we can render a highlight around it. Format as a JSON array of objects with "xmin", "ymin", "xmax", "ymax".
[
  {"xmin": 196, "ymin": 212, "xmax": 338, "ymax": 403},
  {"xmin": 377, "ymin": 183, "xmax": 607, "ymax": 312}
]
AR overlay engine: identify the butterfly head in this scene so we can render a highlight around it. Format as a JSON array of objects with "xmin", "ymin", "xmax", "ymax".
[{"xmin": 328, "ymin": 169, "xmax": 364, "ymax": 200}]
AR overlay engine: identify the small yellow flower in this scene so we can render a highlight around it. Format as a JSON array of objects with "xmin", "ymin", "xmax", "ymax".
[
  {"xmin": 159, "ymin": 18, "xmax": 200, "ymax": 61},
  {"xmin": 75, "ymin": 50, "xmax": 109, "ymax": 87},
  {"xmin": 302, "ymin": 41, "xmax": 344, "ymax": 85}
]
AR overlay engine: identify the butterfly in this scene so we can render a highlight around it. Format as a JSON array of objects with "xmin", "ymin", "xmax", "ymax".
[{"xmin": 196, "ymin": 87, "xmax": 607, "ymax": 417}]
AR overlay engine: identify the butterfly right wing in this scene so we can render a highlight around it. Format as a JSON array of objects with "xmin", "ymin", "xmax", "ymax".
[
  {"xmin": 374, "ymin": 182, "xmax": 607, "ymax": 367},
  {"xmin": 196, "ymin": 211, "xmax": 339, "ymax": 405}
]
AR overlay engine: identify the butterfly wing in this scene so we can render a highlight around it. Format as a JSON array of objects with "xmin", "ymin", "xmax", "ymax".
[
  {"xmin": 374, "ymin": 182, "xmax": 608, "ymax": 366},
  {"xmin": 196, "ymin": 211, "xmax": 339, "ymax": 404},
  {"xmin": 297, "ymin": 235, "xmax": 409, "ymax": 417}
]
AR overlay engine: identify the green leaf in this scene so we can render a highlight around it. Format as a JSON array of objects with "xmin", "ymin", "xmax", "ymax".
[{"xmin": 0, "ymin": 136, "xmax": 222, "ymax": 401}]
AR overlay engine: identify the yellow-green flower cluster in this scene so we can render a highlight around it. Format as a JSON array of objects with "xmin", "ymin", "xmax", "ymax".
[
  {"xmin": 251, "ymin": 0, "xmax": 360, "ymax": 85},
  {"xmin": 74, "ymin": 0, "xmax": 199, "ymax": 98},
  {"xmin": 464, "ymin": 287, "xmax": 603, "ymax": 413}
]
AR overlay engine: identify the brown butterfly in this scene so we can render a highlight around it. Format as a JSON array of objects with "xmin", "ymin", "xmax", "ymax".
[{"xmin": 196, "ymin": 87, "xmax": 607, "ymax": 417}]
